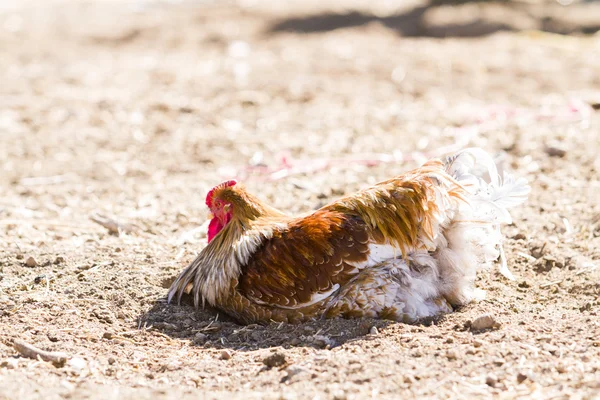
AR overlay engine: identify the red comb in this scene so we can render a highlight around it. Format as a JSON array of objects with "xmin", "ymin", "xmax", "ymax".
[{"xmin": 205, "ymin": 180, "xmax": 237, "ymax": 207}]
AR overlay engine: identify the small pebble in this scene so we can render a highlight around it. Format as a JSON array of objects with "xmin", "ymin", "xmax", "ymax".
[
  {"xmin": 470, "ymin": 314, "xmax": 499, "ymax": 331},
  {"xmin": 220, "ymin": 350, "xmax": 232, "ymax": 360},
  {"xmin": 25, "ymin": 257, "xmax": 37, "ymax": 268},
  {"xmin": 102, "ymin": 332, "xmax": 114, "ymax": 340},
  {"xmin": 108, "ymin": 357, "xmax": 116, "ymax": 365},
  {"xmin": 283, "ymin": 365, "xmax": 307, "ymax": 383},
  {"xmin": 486, "ymin": 374, "xmax": 498, "ymax": 387},
  {"xmin": 369, "ymin": 326, "xmax": 379, "ymax": 335},
  {"xmin": 516, "ymin": 372, "xmax": 528, "ymax": 383},
  {"xmin": 193, "ymin": 333, "xmax": 208, "ymax": 344},
  {"xmin": 446, "ymin": 349, "xmax": 458, "ymax": 360},
  {"xmin": 54, "ymin": 256, "xmax": 65, "ymax": 265},
  {"xmin": 473, "ymin": 340, "xmax": 483, "ymax": 348},
  {"xmin": 312, "ymin": 335, "xmax": 335, "ymax": 349},
  {"xmin": 263, "ymin": 351, "xmax": 287, "ymax": 368},
  {"xmin": 68, "ymin": 357, "xmax": 87, "ymax": 374},
  {"xmin": 545, "ymin": 145, "xmax": 567, "ymax": 158},
  {"xmin": 0, "ymin": 359, "xmax": 18, "ymax": 369},
  {"xmin": 411, "ymin": 350, "xmax": 423, "ymax": 358}
]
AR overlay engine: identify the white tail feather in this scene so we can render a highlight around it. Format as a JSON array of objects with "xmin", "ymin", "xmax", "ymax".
[{"xmin": 443, "ymin": 148, "xmax": 530, "ymax": 283}]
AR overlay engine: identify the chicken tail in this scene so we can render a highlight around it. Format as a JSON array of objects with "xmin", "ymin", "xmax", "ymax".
[
  {"xmin": 445, "ymin": 148, "xmax": 530, "ymax": 220},
  {"xmin": 440, "ymin": 148, "xmax": 530, "ymax": 302}
]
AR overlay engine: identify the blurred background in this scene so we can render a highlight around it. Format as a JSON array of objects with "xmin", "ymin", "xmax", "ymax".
[
  {"xmin": 1, "ymin": 0, "xmax": 599, "ymax": 270},
  {"xmin": 1, "ymin": 0, "xmax": 599, "ymax": 200}
]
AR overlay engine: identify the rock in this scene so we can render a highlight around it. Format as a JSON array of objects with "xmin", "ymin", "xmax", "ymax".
[
  {"xmin": 470, "ymin": 314, "xmax": 499, "ymax": 331},
  {"xmin": 282, "ymin": 365, "xmax": 308, "ymax": 383},
  {"xmin": 581, "ymin": 355, "xmax": 591, "ymax": 363},
  {"xmin": 68, "ymin": 357, "xmax": 87, "ymax": 374},
  {"xmin": 369, "ymin": 326, "xmax": 379, "ymax": 335},
  {"xmin": 263, "ymin": 351, "xmax": 287, "ymax": 368},
  {"xmin": 193, "ymin": 333, "xmax": 208, "ymax": 344},
  {"xmin": 446, "ymin": 349, "xmax": 458, "ymax": 360},
  {"xmin": 0, "ymin": 359, "xmax": 18, "ymax": 369},
  {"xmin": 153, "ymin": 322, "xmax": 178, "ymax": 331},
  {"xmin": 219, "ymin": 350, "xmax": 232, "ymax": 360},
  {"xmin": 516, "ymin": 372, "xmax": 528, "ymax": 383},
  {"xmin": 102, "ymin": 332, "xmax": 114, "ymax": 340},
  {"xmin": 108, "ymin": 357, "xmax": 116, "ymax": 365},
  {"xmin": 311, "ymin": 335, "xmax": 335, "ymax": 349},
  {"xmin": 545, "ymin": 145, "xmax": 567, "ymax": 158},
  {"xmin": 512, "ymin": 232, "xmax": 527, "ymax": 240},
  {"xmin": 25, "ymin": 257, "xmax": 38, "ymax": 267},
  {"xmin": 302, "ymin": 326, "xmax": 315, "ymax": 334},
  {"xmin": 54, "ymin": 256, "xmax": 65, "ymax": 265},
  {"xmin": 485, "ymin": 374, "xmax": 498, "ymax": 387}
]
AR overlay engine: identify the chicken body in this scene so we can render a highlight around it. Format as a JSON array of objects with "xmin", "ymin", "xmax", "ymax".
[{"xmin": 168, "ymin": 148, "xmax": 530, "ymax": 324}]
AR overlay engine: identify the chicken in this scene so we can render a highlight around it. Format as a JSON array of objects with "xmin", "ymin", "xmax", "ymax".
[{"xmin": 168, "ymin": 148, "xmax": 530, "ymax": 324}]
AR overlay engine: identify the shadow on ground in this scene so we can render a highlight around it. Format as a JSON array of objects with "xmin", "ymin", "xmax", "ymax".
[
  {"xmin": 139, "ymin": 296, "xmax": 451, "ymax": 351},
  {"xmin": 266, "ymin": 1, "xmax": 600, "ymax": 38}
]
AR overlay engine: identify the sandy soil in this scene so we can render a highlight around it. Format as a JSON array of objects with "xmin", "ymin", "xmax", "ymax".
[{"xmin": 1, "ymin": 1, "xmax": 600, "ymax": 399}]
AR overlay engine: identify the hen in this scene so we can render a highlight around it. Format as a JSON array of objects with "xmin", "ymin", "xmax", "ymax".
[{"xmin": 168, "ymin": 148, "xmax": 530, "ymax": 324}]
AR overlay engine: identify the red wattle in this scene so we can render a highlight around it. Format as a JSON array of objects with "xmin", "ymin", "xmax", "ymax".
[{"xmin": 207, "ymin": 218, "xmax": 223, "ymax": 243}]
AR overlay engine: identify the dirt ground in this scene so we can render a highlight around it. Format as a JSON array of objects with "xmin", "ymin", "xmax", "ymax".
[{"xmin": 1, "ymin": 0, "xmax": 600, "ymax": 398}]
